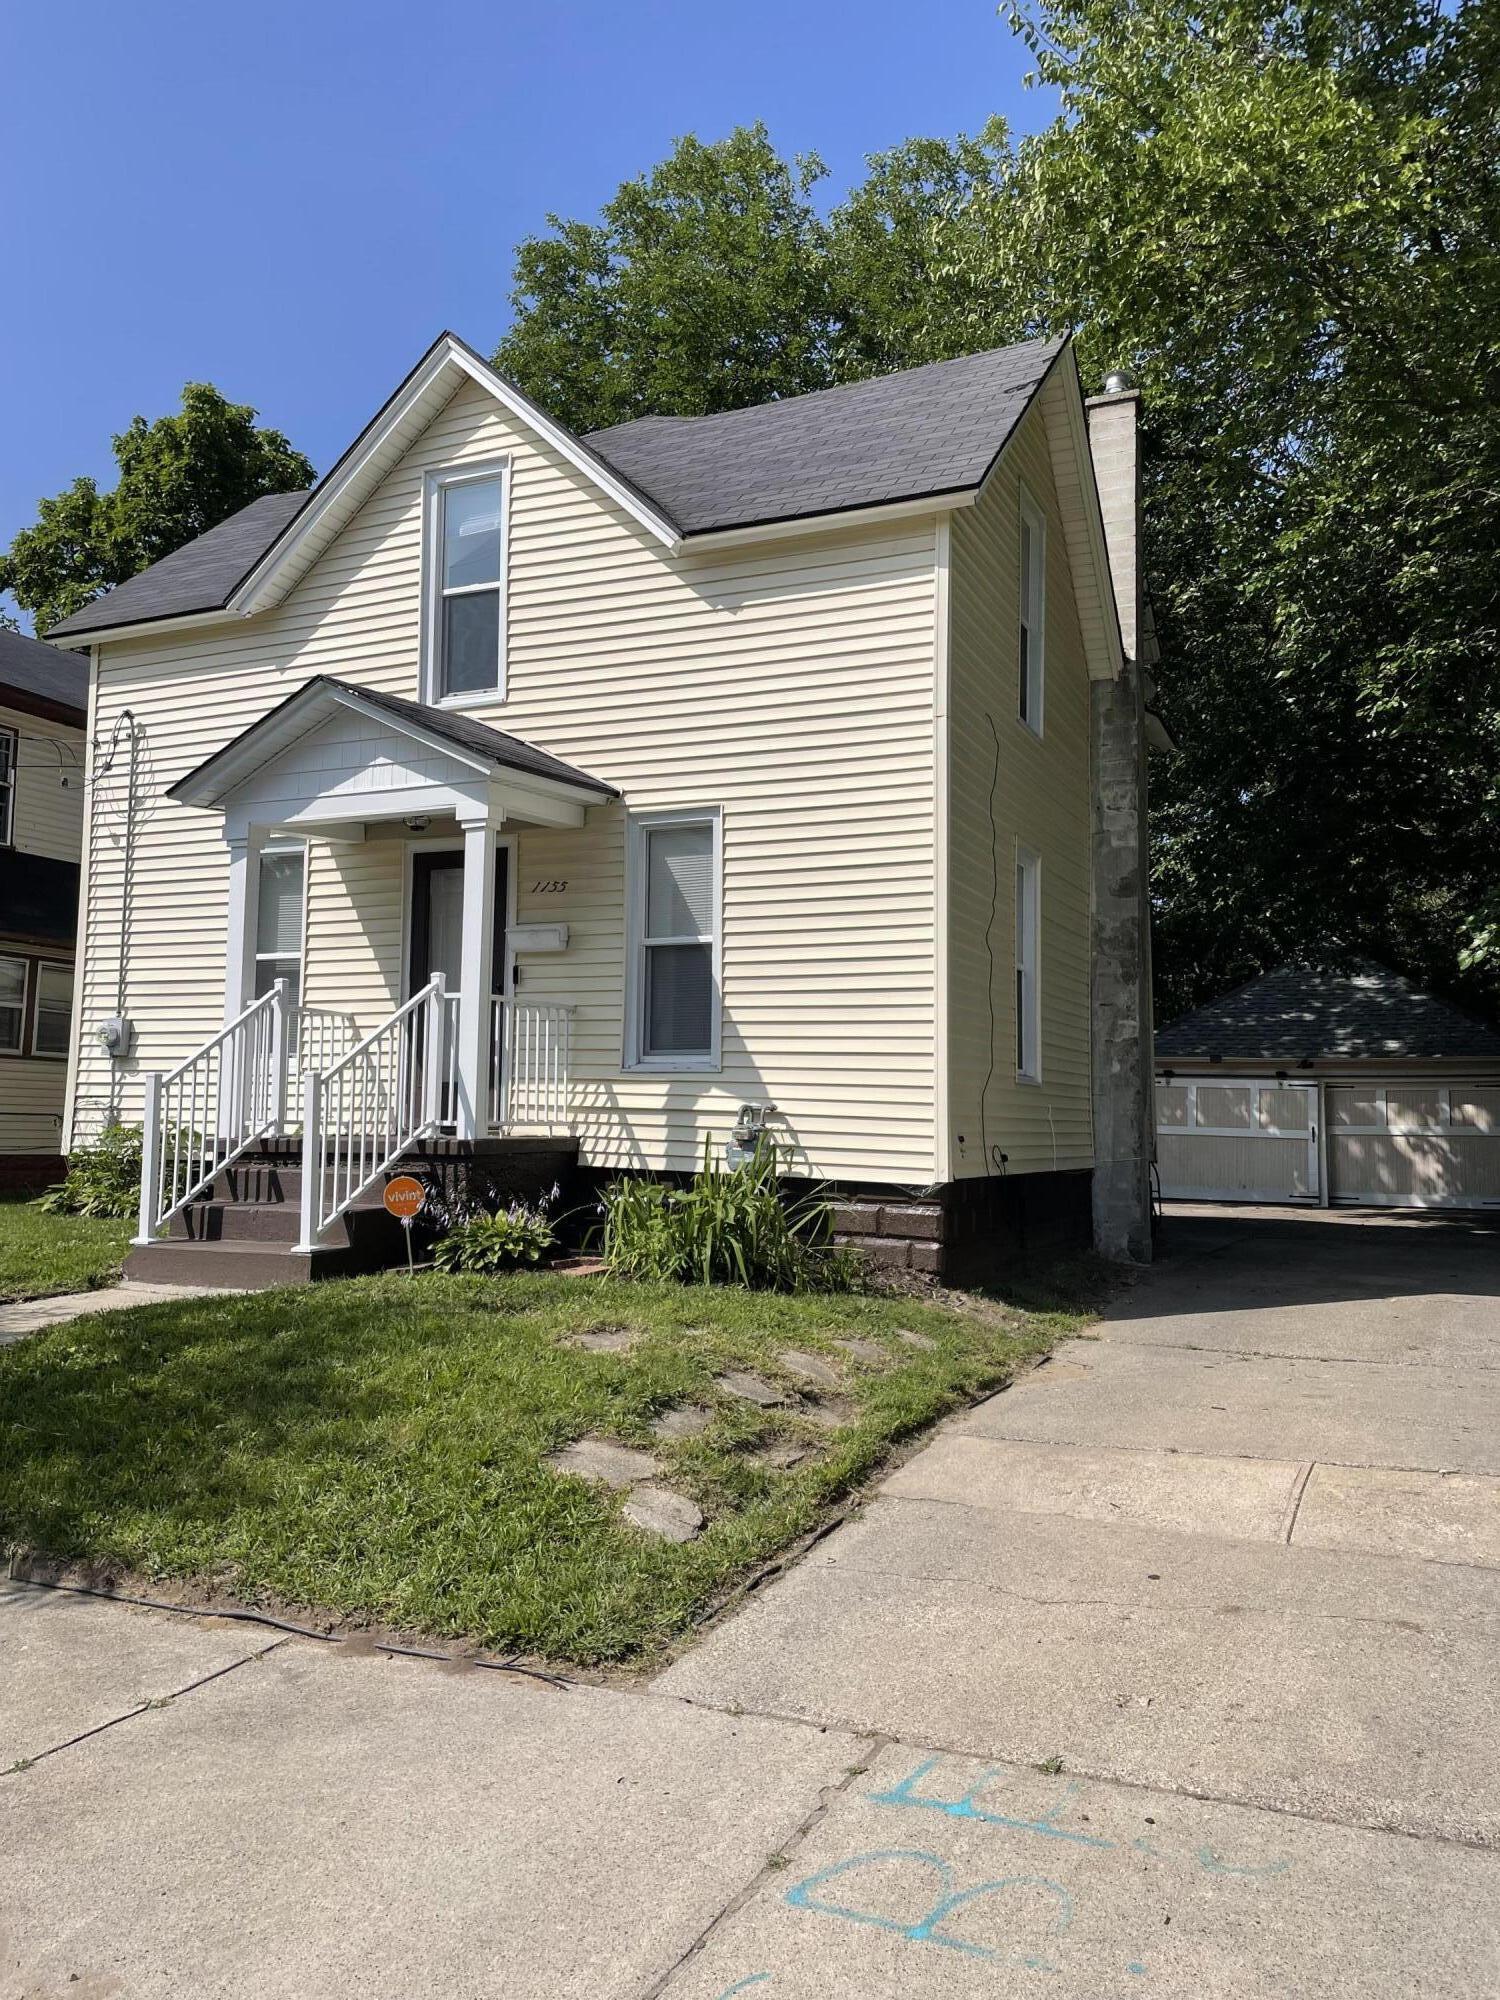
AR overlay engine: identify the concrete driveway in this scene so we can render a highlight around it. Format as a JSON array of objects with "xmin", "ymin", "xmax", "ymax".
[{"xmin": 4, "ymin": 1206, "xmax": 1499, "ymax": 1997}]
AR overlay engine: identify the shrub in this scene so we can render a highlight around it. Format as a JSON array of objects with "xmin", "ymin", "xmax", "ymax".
[
  {"xmin": 598, "ymin": 1139, "xmax": 856, "ymax": 1292},
  {"xmin": 36, "ymin": 1125, "xmax": 143, "ymax": 1219},
  {"xmin": 433, "ymin": 1198, "xmax": 557, "ymax": 1273}
]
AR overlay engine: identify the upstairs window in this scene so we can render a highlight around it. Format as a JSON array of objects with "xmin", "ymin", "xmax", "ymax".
[
  {"xmin": 427, "ymin": 465, "xmax": 506, "ymax": 702},
  {"xmin": 1018, "ymin": 490, "xmax": 1046, "ymax": 736},
  {"xmin": 255, "ymin": 847, "xmax": 306, "ymax": 1013},
  {"xmin": 0, "ymin": 956, "xmax": 23, "ymax": 1053},
  {"xmin": 628, "ymin": 811, "xmax": 721, "ymax": 1069},
  {"xmin": 32, "ymin": 961, "xmax": 73, "ymax": 1058},
  {"xmin": 1015, "ymin": 847, "xmax": 1041, "ymax": 1082},
  {"xmin": 0, "ymin": 726, "xmax": 15, "ymax": 845}
]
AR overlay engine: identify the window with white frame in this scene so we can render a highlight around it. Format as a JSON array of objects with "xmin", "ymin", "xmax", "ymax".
[
  {"xmin": 0, "ymin": 955, "xmax": 23, "ymax": 1053},
  {"xmin": 31, "ymin": 961, "xmax": 73, "ymax": 1058},
  {"xmin": 1015, "ymin": 847, "xmax": 1041, "ymax": 1081},
  {"xmin": 427, "ymin": 465, "xmax": 506, "ymax": 701},
  {"xmin": 0, "ymin": 725, "xmax": 16, "ymax": 845},
  {"xmin": 629, "ymin": 812, "xmax": 721, "ymax": 1068},
  {"xmin": 1018, "ymin": 490, "xmax": 1045, "ymax": 735},
  {"xmin": 254, "ymin": 847, "xmax": 305, "ymax": 1011}
]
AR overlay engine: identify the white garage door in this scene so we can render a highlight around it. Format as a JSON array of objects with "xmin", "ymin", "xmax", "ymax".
[
  {"xmin": 1327, "ymin": 1081, "xmax": 1500, "ymax": 1208},
  {"xmin": 1156, "ymin": 1079, "xmax": 1319, "ymax": 1203}
]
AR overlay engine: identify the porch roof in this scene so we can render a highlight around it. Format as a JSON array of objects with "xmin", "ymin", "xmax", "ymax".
[{"xmin": 168, "ymin": 675, "xmax": 620, "ymax": 820}]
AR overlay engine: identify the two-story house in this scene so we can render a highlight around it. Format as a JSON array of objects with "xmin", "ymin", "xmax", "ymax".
[
  {"xmin": 45, "ymin": 333, "xmax": 1160, "ymax": 1284},
  {"xmin": 0, "ymin": 628, "xmax": 87, "ymax": 1187}
]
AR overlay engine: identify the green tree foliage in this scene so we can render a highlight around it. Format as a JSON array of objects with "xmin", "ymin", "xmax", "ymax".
[
  {"xmin": 494, "ymin": 7, "xmax": 1499, "ymax": 1020},
  {"xmin": 1, "ymin": 384, "xmax": 314, "ymax": 634}
]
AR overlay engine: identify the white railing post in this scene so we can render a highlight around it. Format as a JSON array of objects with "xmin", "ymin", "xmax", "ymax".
[
  {"xmin": 269, "ymin": 978, "xmax": 291, "ymax": 1130},
  {"xmin": 135, "ymin": 1072, "xmax": 164, "ymax": 1246},
  {"xmin": 297, "ymin": 1071, "xmax": 322, "ymax": 1253},
  {"xmin": 423, "ymin": 972, "xmax": 447, "ymax": 1131}
]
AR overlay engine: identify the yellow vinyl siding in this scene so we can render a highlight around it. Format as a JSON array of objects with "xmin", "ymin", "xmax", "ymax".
[
  {"xmin": 0, "ymin": 1056, "xmax": 68, "ymax": 1155},
  {"xmin": 73, "ymin": 379, "xmax": 939, "ymax": 1182},
  {"xmin": 1, "ymin": 700, "xmax": 84, "ymax": 868},
  {"xmin": 944, "ymin": 391, "xmax": 1094, "ymax": 1179}
]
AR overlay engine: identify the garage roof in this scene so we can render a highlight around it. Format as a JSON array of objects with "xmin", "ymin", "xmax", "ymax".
[{"xmin": 1156, "ymin": 962, "xmax": 1500, "ymax": 1064}]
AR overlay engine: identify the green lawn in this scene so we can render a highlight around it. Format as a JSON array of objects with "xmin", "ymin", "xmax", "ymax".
[
  {"xmin": 0, "ymin": 1197, "xmax": 133, "ymax": 1303},
  {"xmin": 0, "ymin": 1269, "xmax": 1096, "ymax": 1666}
]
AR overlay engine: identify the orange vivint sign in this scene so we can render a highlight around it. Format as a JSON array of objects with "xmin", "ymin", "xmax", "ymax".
[{"xmin": 383, "ymin": 1175, "xmax": 427, "ymax": 1220}]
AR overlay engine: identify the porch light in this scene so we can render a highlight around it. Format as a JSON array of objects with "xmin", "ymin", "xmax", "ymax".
[{"xmin": 404, "ymin": 814, "xmax": 431, "ymax": 832}]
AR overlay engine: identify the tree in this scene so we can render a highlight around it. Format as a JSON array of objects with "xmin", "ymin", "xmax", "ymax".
[
  {"xmin": 1, "ymin": 383, "xmax": 314, "ymax": 634},
  {"xmin": 494, "ymin": 125, "xmax": 836, "ymax": 434}
]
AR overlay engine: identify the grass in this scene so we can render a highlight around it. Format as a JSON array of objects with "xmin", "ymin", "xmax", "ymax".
[
  {"xmin": 0, "ymin": 1267, "xmax": 1098, "ymax": 1667},
  {"xmin": 0, "ymin": 1196, "xmax": 132, "ymax": 1303}
]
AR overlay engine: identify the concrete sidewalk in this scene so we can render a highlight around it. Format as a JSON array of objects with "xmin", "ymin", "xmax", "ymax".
[{"xmin": 3, "ymin": 1206, "xmax": 1498, "ymax": 1996}]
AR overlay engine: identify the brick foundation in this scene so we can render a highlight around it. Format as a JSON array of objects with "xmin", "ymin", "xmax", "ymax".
[{"xmin": 831, "ymin": 1170, "xmax": 1092, "ymax": 1283}]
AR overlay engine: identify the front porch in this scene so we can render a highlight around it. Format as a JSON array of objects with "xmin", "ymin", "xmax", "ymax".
[{"xmin": 130, "ymin": 678, "xmax": 617, "ymax": 1276}]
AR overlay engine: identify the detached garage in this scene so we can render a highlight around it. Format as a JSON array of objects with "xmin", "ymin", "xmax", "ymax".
[{"xmin": 1154, "ymin": 962, "xmax": 1500, "ymax": 1210}]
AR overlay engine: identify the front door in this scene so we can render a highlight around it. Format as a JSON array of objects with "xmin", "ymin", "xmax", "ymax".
[{"xmin": 409, "ymin": 847, "xmax": 509, "ymax": 1121}]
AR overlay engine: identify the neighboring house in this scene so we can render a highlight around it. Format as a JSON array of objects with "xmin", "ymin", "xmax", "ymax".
[
  {"xmin": 1155, "ymin": 961, "xmax": 1500, "ymax": 1210},
  {"xmin": 46, "ymin": 331, "xmax": 1161, "ymax": 1284},
  {"xmin": 0, "ymin": 627, "xmax": 87, "ymax": 1187}
]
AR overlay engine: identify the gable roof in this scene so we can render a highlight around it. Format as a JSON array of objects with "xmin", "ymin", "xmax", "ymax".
[
  {"xmin": 49, "ymin": 331, "xmax": 1069, "ymax": 642},
  {"xmin": 583, "ymin": 337, "xmax": 1067, "ymax": 536},
  {"xmin": 1156, "ymin": 962, "xmax": 1500, "ymax": 1064},
  {"xmin": 167, "ymin": 674, "xmax": 618, "ymax": 809},
  {"xmin": 0, "ymin": 625, "xmax": 88, "ymax": 720}
]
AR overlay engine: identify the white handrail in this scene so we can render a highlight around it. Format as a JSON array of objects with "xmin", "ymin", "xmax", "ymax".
[
  {"xmin": 297, "ymin": 974, "xmax": 449, "ymax": 1250},
  {"xmin": 134, "ymin": 980, "xmax": 290, "ymax": 1244},
  {"xmin": 499, "ymin": 999, "xmax": 575, "ymax": 1129}
]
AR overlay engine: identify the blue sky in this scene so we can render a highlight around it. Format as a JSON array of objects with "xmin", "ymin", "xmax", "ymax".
[{"xmin": 2, "ymin": 0, "xmax": 1047, "ymax": 617}]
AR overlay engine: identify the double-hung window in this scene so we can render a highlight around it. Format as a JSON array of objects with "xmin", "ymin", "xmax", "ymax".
[
  {"xmin": 628, "ymin": 812, "xmax": 721, "ymax": 1069},
  {"xmin": 254, "ymin": 847, "xmax": 306, "ymax": 1012},
  {"xmin": 1015, "ymin": 847, "xmax": 1041, "ymax": 1082},
  {"xmin": 0, "ymin": 725, "xmax": 16, "ymax": 845},
  {"xmin": 427, "ymin": 464, "xmax": 506, "ymax": 702},
  {"xmin": 32, "ymin": 962, "xmax": 73, "ymax": 1058},
  {"xmin": 1018, "ymin": 489, "xmax": 1045, "ymax": 736},
  {"xmin": 0, "ymin": 955, "xmax": 24, "ymax": 1053}
]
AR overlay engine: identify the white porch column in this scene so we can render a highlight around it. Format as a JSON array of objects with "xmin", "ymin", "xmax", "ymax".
[
  {"xmin": 455, "ymin": 810, "xmax": 500, "ymax": 1138},
  {"xmin": 223, "ymin": 826, "xmax": 266, "ymax": 1022}
]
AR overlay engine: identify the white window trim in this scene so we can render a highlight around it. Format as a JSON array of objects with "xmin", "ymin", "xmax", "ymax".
[
  {"xmin": 0, "ymin": 951, "xmax": 25, "ymax": 1056},
  {"xmin": 253, "ymin": 841, "xmax": 309, "ymax": 1004},
  {"xmin": 419, "ymin": 458, "xmax": 510, "ymax": 710},
  {"xmin": 30, "ymin": 958, "xmax": 73, "ymax": 1062},
  {"xmin": 624, "ymin": 806, "xmax": 723, "ymax": 1073},
  {"xmin": 1018, "ymin": 487, "xmax": 1046, "ymax": 740},
  {"xmin": 0, "ymin": 723, "xmax": 16, "ymax": 847},
  {"xmin": 1015, "ymin": 844, "xmax": 1042, "ymax": 1084}
]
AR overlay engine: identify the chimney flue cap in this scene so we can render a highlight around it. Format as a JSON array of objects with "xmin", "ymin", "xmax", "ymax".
[{"xmin": 1102, "ymin": 368, "xmax": 1137, "ymax": 394}]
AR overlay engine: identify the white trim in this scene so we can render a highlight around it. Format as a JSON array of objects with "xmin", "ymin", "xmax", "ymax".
[
  {"xmin": 251, "ymin": 841, "xmax": 308, "ymax": 1010},
  {"xmin": 1017, "ymin": 485, "xmax": 1046, "ymax": 738},
  {"xmin": 680, "ymin": 490, "xmax": 978, "ymax": 553},
  {"xmin": 932, "ymin": 514, "xmax": 952, "ymax": 1182},
  {"xmin": 0, "ymin": 950, "xmax": 26, "ymax": 1055},
  {"xmin": 420, "ymin": 458, "xmax": 510, "ymax": 707},
  {"xmin": 1015, "ymin": 844, "xmax": 1041, "ymax": 1083},
  {"xmin": 29, "ymin": 957, "xmax": 74, "ymax": 1061},
  {"xmin": 61, "ymin": 646, "xmax": 98, "ymax": 1152},
  {"xmin": 1056, "ymin": 348, "xmax": 1128, "ymax": 683},
  {"xmin": 0, "ymin": 720, "xmax": 16, "ymax": 846},
  {"xmin": 623, "ymin": 806, "xmax": 723, "ymax": 1073}
]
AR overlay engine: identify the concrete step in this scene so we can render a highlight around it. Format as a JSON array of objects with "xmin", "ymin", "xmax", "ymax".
[
  {"xmin": 169, "ymin": 1193, "xmax": 396, "ymax": 1242},
  {"xmin": 124, "ymin": 1239, "xmax": 328, "ymax": 1290}
]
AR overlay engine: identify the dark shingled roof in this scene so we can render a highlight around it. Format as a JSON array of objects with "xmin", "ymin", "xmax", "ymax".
[
  {"xmin": 584, "ymin": 337, "xmax": 1067, "ymax": 534},
  {"xmin": 1156, "ymin": 963, "xmax": 1500, "ymax": 1064},
  {"xmin": 50, "ymin": 334, "xmax": 1067, "ymax": 639},
  {"xmin": 49, "ymin": 491, "xmax": 309, "ymax": 639},
  {"xmin": 167, "ymin": 674, "xmax": 618, "ymax": 803},
  {"xmin": 0, "ymin": 626, "xmax": 88, "ymax": 717}
]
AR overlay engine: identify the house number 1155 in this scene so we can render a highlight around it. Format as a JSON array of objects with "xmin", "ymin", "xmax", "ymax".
[{"xmin": 530, "ymin": 879, "xmax": 567, "ymax": 895}]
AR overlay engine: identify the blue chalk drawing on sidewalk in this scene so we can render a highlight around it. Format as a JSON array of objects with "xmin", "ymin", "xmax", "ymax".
[
  {"xmin": 868, "ymin": 1756, "xmax": 1113, "ymax": 1848},
  {"xmin": 786, "ymin": 1848, "xmax": 1073, "ymax": 1971},
  {"xmin": 713, "ymin": 1978, "xmax": 771, "ymax": 1998}
]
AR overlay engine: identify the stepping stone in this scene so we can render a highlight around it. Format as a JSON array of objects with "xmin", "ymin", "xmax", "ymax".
[
  {"xmin": 623, "ymin": 1483, "xmax": 704, "ymax": 1542},
  {"xmin": 651, "ymin": 1404, "xmax": 713, "ymax": 1440},
  {"xmin": 756, "ymin": 1440, "xmax": 814, "ymax": 1470},
  {"xmin": 802, "ymin": 1397, "xmax": 858, "ymax": 1430},
  {"xmin": 716, "ymin": 1370, "xmax": 786, "ymax": 1408},
  {"xmin": 894, "ymin": 1328, "xmax": 937, "ymax": 1351},
  {"xmin": 835, "ymin": 1338, "xmax": 888, "ymax": 1366},
  {"xmin": 546, "ymin": 1439, "xmax": 658, "ymax": 1488},
  {"xmin": 778, "ymin": 1348, "xmax": 842, "ymax": 1390},
  {"xmin": 566, "ymin": 1326, "xmax": 634, "ymax": 1353}
]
